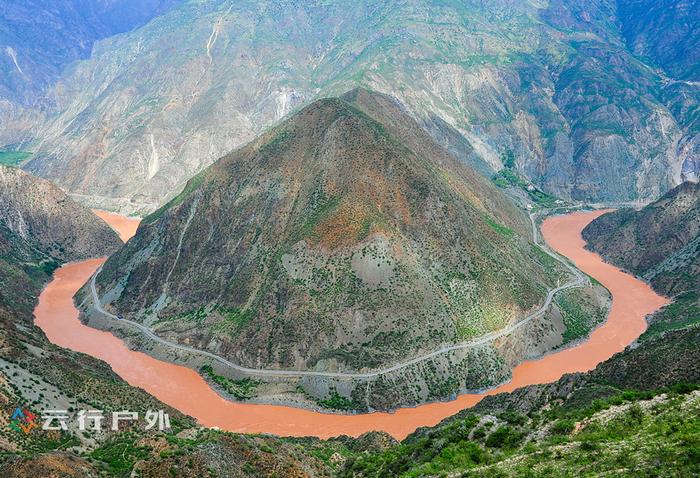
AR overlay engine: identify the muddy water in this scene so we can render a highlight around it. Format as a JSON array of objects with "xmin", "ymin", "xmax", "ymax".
[
  {"xmin": 33, "ymin": 210, "xmax": 669, "ymax": 439},
  {"xmin": 92, "ymin": 209, "xmax": 140, "ymax": 243}
]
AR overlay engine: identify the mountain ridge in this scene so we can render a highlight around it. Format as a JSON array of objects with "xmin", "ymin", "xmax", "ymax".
[
  {"xmin": 583, "ymin": 181, "xmax": 700, "ymax": 343},
  {"xmin": 583, "ymin": 181, "xmax": 700, "ymax": 296}
]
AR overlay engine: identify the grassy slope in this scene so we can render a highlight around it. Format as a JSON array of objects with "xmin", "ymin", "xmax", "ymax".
[
  {"xmin": 338, "ymin": 325, "xmax": 700, "ymax": 478},
  {"xmin": 342, "ymin": 388, "xmax": 699, "ymax": 478},
  {"xmin": 0, "ymin": 151, "xmax": 32, "ymax": 167}
]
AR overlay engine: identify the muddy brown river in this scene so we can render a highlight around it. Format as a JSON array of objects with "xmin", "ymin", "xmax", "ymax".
[{"xmin": 33, "ymin": 210, "xmax": 668, "ymax": 439}]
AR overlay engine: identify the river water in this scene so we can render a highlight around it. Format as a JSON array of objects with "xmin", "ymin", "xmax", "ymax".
[{"xmin": 33, "ymin": 210, "xmax": 668, "ymax": 439}]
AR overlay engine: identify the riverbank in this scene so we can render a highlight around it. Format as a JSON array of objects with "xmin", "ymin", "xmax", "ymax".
[{"xmin": 33, "ymin": 210, "xmax": 668, "ymax": 439}]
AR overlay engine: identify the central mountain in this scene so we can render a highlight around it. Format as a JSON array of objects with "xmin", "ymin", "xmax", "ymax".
[{"xmin": 89, "ymin": 90, "xmax": 571, "ymax": 406}]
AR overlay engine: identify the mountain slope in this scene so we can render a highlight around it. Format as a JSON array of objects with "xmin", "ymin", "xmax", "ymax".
[
  {"xmin": 583, "ymin": 181, "xmax": 700, "ymax": 341},
  {"xmin": 3, "ymin": 0, "xmax": 697, "ymax": 212},
  {"xmin": 0, "ymin": 0, "xmax": 178, "ymax": 105},
  {"xmin": 583, "ymin": 181, "xmax": 700, "ymax": 296},
  {"xmin": 617, "ymin": 0, "xmax": 700, "ymax": 82},
  {"xmin": 0, "ymin": 166, "xmax": 122, "ymax": 261},
  {"xmin": 0, "ymin": 170, "xmax": 347, "ymax": 478},
  {"xmin": 85, "ymin": 90, "xmax": 584, "ymax": 409},
  {"xmin": 340, "ymin": 324, "xmax": 700, "ymax": 478},
  {"xmin": 0, "ymin": 169, "xmax": 198, "ymax": 472}
]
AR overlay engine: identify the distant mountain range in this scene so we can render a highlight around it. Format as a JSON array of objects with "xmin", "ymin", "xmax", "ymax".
[
  {"xmin": 0, "ymin": 0, "xmax": 178, "ymax": 105},
  {"xmin": 0, "ymin": 0, "xmax": 698, "ymax": 213}
]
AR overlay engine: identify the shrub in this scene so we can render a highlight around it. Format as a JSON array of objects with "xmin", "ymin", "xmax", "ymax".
[
  {"xmin": 485, "ymin": 426, "xmax": 523, "ymax": 449},
  {"xmin": 550, "ymin": 419, "xmax": 575, "ymax": 435}
]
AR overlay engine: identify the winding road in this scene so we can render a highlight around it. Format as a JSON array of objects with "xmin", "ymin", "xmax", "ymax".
[
  {"xmin": 88, "ymin": 212, "xmax": 587, "ymax": 379},
  {"xmin": 35, "ymin": 210, "xmax": 669, "ymax": 438}
]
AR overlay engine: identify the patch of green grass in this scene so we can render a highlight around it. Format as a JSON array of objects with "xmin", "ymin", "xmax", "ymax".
[
  {"xmin": 200, "ymin": 365, "xmax": 260, "ymax": 400},
  {"xmin": 493, "ymin": 168, "xmax": 528, "ymax": 189},
  {"xmin": 482, "ymin": 214, "xmax": 515, "ymax": 238},
  {"xmin": 0, "ymin": 150, "xmax": 32, "ymax": 167}
]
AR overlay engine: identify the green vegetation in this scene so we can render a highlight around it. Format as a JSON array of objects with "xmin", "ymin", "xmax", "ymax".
[
  {"xmin": 640, "ymin": 291, "xmax": 700, "ymax": 341},
  {"xmin": 90, "ymin": 432, "xmax": 153, "ymax": 474},
  {"xmin": 482, "ymin": 214, "xmax": 515, "ymax": 238},
  {"xmin": 213, "ymin": 306, "xmax": 254, "ymax": 337},
  {"xmin": 531, "ymin": 243, "xmax": 566, "ymax": 282},
  {"xmin": 259, "ymin": 130, "xmax": 293, "ymax": 156},
  {"xmin": 340, "ymin": 386, "xmax": 700, "ymax": 477},
  {"xmin": 335, "ymin": 319, "xmax": 700, "ymax": 477},
  {"xmin": 297, "ymin": 194, "xmax": 342, "ymax": 241},
  {"xmin": 39, "ymin": 259, "xmax": 60, "ymax": 275},
  {"xmin": 502, "ymin": 150, "xmax": 516, "ymax": 170},
  {"xmin": 158, "ymin": 306, "xmax": 208, "ymax": 324},
  {"xmin": 492, "ymin": 159, "xmax": 561, "ymax": 208},
  {"xmin": 0, "ymin": 151, "xmax": 32, "ymax": 167},
  {"xmin": 493, "ymin": 168, "xmax": 527, "ymax": 189},
  {"xmin": 484, "ymin": 425, "xmax": 523, "ymax": 448},
  {"xmin": 555, "ymin": 288, "xmax": 607, "ymax": 345},
  {"xmin": 317, "ymin": 389, "xmax": 358, "ymax": 411},
  {"xmin": 199, "ymin": 365, "xmax": 259, "ymax": 400}
]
